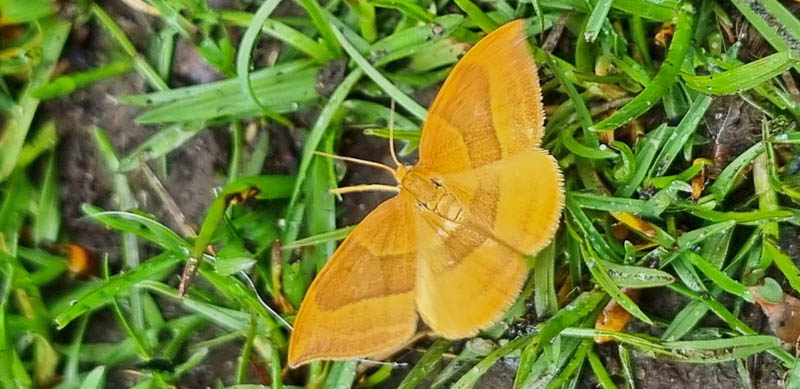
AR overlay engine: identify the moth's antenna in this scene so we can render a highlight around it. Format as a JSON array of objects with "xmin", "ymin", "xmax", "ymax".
[
  {"xmin": 388, "ymin": 100, "xmax": 402, "ymax": 168},
  {"xmin": 330, "ymin": 184, "xmax": 400, "ymax": 195},
  {"xmin": 314, "ymin": 151, "xmax": 396, "ymax": 177}
]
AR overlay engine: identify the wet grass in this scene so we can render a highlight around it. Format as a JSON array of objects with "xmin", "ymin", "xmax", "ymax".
[{"xmin": 1, "ymin": 0, "xmax": 800, "ymax": 387}]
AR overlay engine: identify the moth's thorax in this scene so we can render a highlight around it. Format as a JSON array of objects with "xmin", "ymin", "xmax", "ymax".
[{"xmin": 399, "ymin": 169, "xmax": 464, "ymax": 222}]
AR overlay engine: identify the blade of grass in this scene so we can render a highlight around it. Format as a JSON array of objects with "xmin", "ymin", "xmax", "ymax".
[
  {"xmin": 82, "ymin": 205, "xmax": 189, "ymax": 251},
  {"xmin": 0, "ymin": 263, "xmax": 32, "ymax": 388},
  {"xmin": 235, "ymin": 315, "xmax": 257, "ymax": 384},
  {"xmin": 582, "ymin": 244, "xmax": 653, "ymax": 324},
  {"xmin": 33, "ymin": 61, "xmax": 132, "ymax": 100},
  {"xmin": 54, "ymin": 253, "xmax": 182, "ymax": 328},
  {"xmin": 431, "ymin": 339, "xmax": 495, "ymax": 388},
  {"xmin": 684, "ymin": 252, "xmax": 753, "ymax": 302},
  {"xmin": 730, "ymin": 0, "xmax": 800, "ymax": 73},
  {"xmin": 91, "ymin": 4, "xmax": 167, "ymax": 91},
  {"xmin": 0, "ymin": 18, "xmax": 70, "ymax": 182},
  {"xmin": 602, "ymin": 260, "xmax": 675, "ymax": 288},
  {"xmin": 683, "ymin": 50, "xmax": 799, "ymax": 95},
  {"xmin": 560, "ymin": 125, "xmax": 618, "ymax": 159},
  {"xmin": 281, "ymin": 226, "xmax": 355, "ymax": 250},
  {"xmin": 451, "ymin": 333, "xmax": 535, "ymax": 389},
  {"xmin": 295, "ymin": 0, "xmax": 343, "ymax": 57},
  {"xmin": 219, "ymin": 11, "xmax": 333, "ymax": 63},
  {"xmin": 708, "ymin": 141, "xmax": 766, "ymax": 202},
  {"xmin": 666, "ymin": 283, "xmax": 794, "ymax": 366},
  {"xmin": 587, "ymin": 347, "xmax": 615, "ymax": 389},
  {"xmin": 583, "ymin": 0, "xmax": 613, "ymax": 43},
  {"xmin": 398, "ymin": 339, "xmax": 452, "ymax": 389},
  {"xmin": 609, "ymin": 0, "xmax": 677, "ymax": 21},
  {"xmin": 328, "ymin": 18, "xmax": 427, "ymax": 122},
  {"xmin": 370, "ymin": 0, "xmax": 434, "ymax": 22},
  {"xmin": 765, "ymin": 240, "xmax": 800, "ymax": 295},
  {"xmin": 649, "ymin": 94, "xmax": 712, "ymax": 178},
  {"xmin": 121, "ymin": 59, "xmax": 314, "ymax": 106},
  {"xmin": 236, "ymin": 0, "xmax": 291, "ymax": 125},
  {"xmin": 180, "ymin": 174, "xmax": 295, "ymax": 295},
  {"xmin": 563, "ymin": 328, "xmax": 780, "ymax": 363},
  {"xmin": 534, "ymin": 242, "xmax": 557, "ymax": 318},
  {"xmin": 32, "ymin": 151, "xmax": 60, "ymax": 243},
  {"xmin": 515, "ymin": 290, "xmax": 606, "ymax": 385},
  {"xmin": 285, "ymin": 68, "xmax": 362, "ymax": 224},
  {"xmin": 323, "ymin": 361, "xmax": 357, "ymax": 388},
  {"xmin": 101, "ymin": 259, "xmax": 152, "ymax": 360},
  {"xmin": 615, "ymin": 124, "xmax": 669, "ymax": 197},
  {"xmin": 78, "ymin": 366, "xmax": 106, "ymax": 389},
  {"xmin": 453, "ymin": 0, "xmax": 497, "ymax": 33},
  {"xmin": 141, "ymin": 281, "xmax": 250, "ymax": 331},
  {"xmin": 591, "ymin": 4, "xmax": 694, "ymax": 132},
  {"xmin": 15, "ymin": 121, "xmax": 57, "ymax": 170}
]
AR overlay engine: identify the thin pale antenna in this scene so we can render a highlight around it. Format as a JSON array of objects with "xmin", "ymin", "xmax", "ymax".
[
  {"xmin": 314, "ymin": 151, "xmax": 397, "ymax": 178},
  {"xmin": 330, "ymin": 184, "xmax": 400, "ymax": 195},
  {"xmin": 388, "ymin": 100, "xmax": 402, "ymax": 168}
]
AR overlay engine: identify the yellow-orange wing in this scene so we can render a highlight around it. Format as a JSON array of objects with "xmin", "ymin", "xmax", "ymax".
[
  {"xmin": 438, "ymin": 149, "xmax": 563, "ymax": 255},
  {"xmin": 415, "ymin": 214, "xmax": 528, "ymax": 337},
  {"xmin": 416, "ymin": 20, "xmax": 545, "ymax": 174},
  {"xmin": 412, "ymin": 150, "xmax": 562, "ymax": 336},
  {"xmin": 410, "ymin": 20, "xmax": 563, "ymax": 336},
  {"xmin": 288, "ymin": 192, "xmax": 418, "ymax": 367}
]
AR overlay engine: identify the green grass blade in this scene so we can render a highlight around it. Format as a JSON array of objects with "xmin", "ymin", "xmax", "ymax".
[
  {"xmin": 323, "ymin": 361, "xmax": 357, "ymax": 389},
  {"xmin": 766, "ymin": 240, "xmax": 800, "ymax": 295},
  {"xmin": 32, "ymin": 151, "xmax": 60, "ymax": 244},
  {"xmin": 591, "ymin": 4, "xmax": 694, "ymax": 132},
  {"xmin": 33, "ymin": 61, "xmax": 131, "ymax": 100},
  {"xmin": 78, "ymin": 366, "xmax": 106, "ymax": 389},
  {"xmin": 602, "ymin": 260, "xmax": 675, "ymax": 288},
  {"xmin": 236, "ymin": 0, "xmax": 290, "ymax": 125},
  {"xmin": 730, "ymin": 0, "xmax": 800, "ymax": 73},
  {"xmin": 329, "ymin": 19, "xmax": 427, "ymax": 122},
  {"xmin": 453, "ymin": 0, "xmax": 497, "ymax": 33},
  {"xmin": 534, "ymin": 242, "xmax": 557, "ymax": 318},
  {"xmin": 708, "ymin": 142, "xmax": 766, "ymax": 202},
  {"xmin": 683, "ymin": 51, "xmax": 799, "ymax": 95},
  {"xmin": 450, "ymin": 335, "xmax": 534, "ymax": 389},
  {"xmin": 285, "ymin": 68, "xmax": 362, "ymax": 219},
  {"xmin": 82, "ymin": 205, "xmax": 189, "ymax": 251},
  {"xmin": 648, "ymin": 94, "xmax": 712, "ymax": 177},
  {"xmin": 398, "ymin": 339, "xmax": 452, "ymax": 389},
  {"xmin": 684, "ymin": 252, "xmax": 753, "ymax": 302},
  {"xmin": 583, "ymin": 0, "xmax": 613, "ymax": 42},
  {"xmin": 610, "ymin": 0, "xmax": 677, "ymax": 21},
  {"xmin": 91, "ymin": 4, "xmax": 167, "ymax": 91},
  {"xmin": 582, "ymin": 244, "xmax": 653, "ymax": 324},
  {"xmin": 220, "ymin": 11, "xmax": 333, "ymax": 63},
  {"xmin": 587, "ymin": 348, "xmax": 616, "ymax": 389},
  {"xmin": 54, "ymin": 253, "xmax": 182, "ymax": 328},
  {"xmin": 615, "ymin": 124, "xmax": 669, "ymax": 197},
  {"xmin": 560, "ymin": 125, "xmax": 618, "ymax": 159},
  {"xmin": 568, "ymin": 192, "xmax": 653, "ymax": 217},
  {"xmin": 281, "ymin": 226, "xmax": 355, "ymax": 250},
  {"xmin": 0, "ymin": 18, "xmax": 69, "ymax": 182},
  {"xmin": 295, "ymin": 0, "xmax": 343, "ymax": 57}
]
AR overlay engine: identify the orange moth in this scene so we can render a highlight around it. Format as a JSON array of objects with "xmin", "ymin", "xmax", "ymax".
[{"xmin": 287, "ymin": 20, "xmax": 564, "ymax": 367}]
